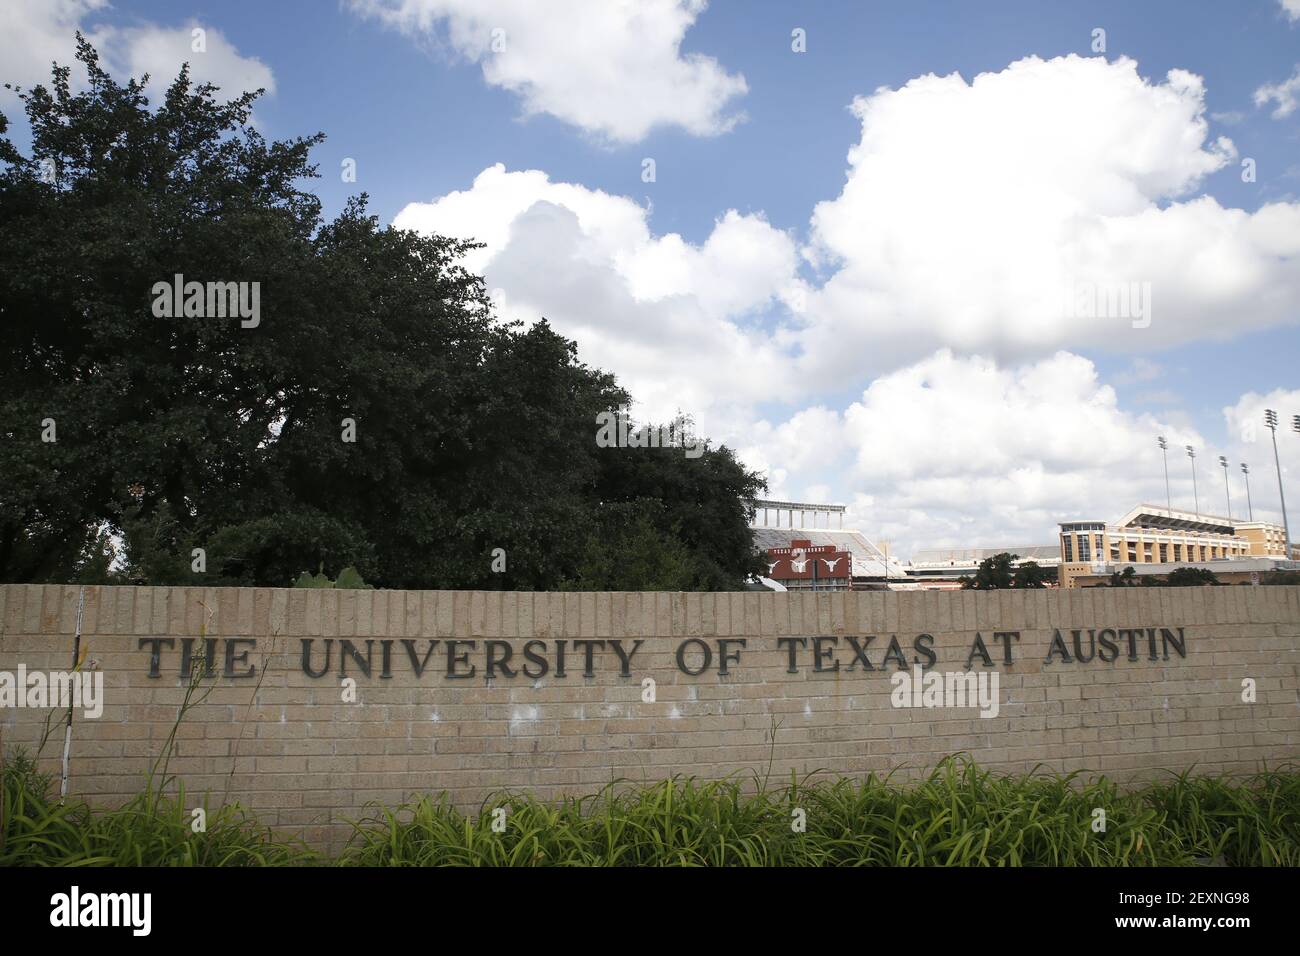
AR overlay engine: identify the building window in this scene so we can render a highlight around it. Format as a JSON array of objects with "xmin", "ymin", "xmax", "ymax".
[
  {"xmin": 1063, "ymin": 535, "xmax": 1073, "ymax": 561},
  {"xmin": 1159, "ymin": 544, "xmax": 1167, "ymax": 562},
  {"xmin": 1174, "ymin": 544, "xmax": 1182, "ymax": 561},
  {"xmin": 1200, "ymin": 546, "xmax": 1207, "ymax": 561},
  {"xmin": 1127, "ymin": 544, "xmax": 1137, "ymax": 563},
  {"xmin": 1078, "ymin": 535, "xmax": 1091, "ymax": 561}
]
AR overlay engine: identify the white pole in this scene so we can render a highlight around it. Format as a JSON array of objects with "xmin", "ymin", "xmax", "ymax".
[{"xmin": 60, "ymin": 587, "xmax": 85, "ymax": 800}]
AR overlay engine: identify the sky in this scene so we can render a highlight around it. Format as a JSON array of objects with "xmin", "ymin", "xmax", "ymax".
[{"xmin": 3, "ymin": 0, "xmax": 1298, "ymax": 558}]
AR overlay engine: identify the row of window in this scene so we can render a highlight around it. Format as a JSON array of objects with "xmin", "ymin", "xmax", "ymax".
[{"xmin": 1061, "ymin": 532, "xmax": 1248, "ymax": 564}]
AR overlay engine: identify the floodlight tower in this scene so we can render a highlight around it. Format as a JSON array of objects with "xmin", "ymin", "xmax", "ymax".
[
  {"xmin": 1156, "ymin": 436, "xmax": 1171, "ymax": 512},
  {"xmin": 1185, "ymin": 445, "xmax": 1199, "ymax": 519},
  {"xmin": 1218, "ymin": 455, "xmax": 1231, "ymax": 521},
  {"xmin": 1265, "ymin": 410, "xmax": 1291, "ymax": 559},
  {"xmin": 1241, "ymin": 463, "xmax": 1253, "ymax": 521}
]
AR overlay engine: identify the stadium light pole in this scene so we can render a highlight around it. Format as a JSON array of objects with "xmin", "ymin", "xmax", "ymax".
[
  {"xmin": 1294, "ymin": 414, "xmax": 1300, "ymax": 551},
  {"xmin": 1157, "ymin": 436, "xmax": 1171, "ymax": 512},
  {"xmin": 1218, "ymin": 455, "xmax": 1231, "ymax": 521},
  {"xmin": 1241, "ymin": 463, "xmax": 1253, "ymax": 521},
  {"xmin": 1265, "ymin": 409, "xmax": 1291, "ymax": 560},
  {"xmin": 1185, "ymin": 445, "xmax": 1199, "ymax": 519}
]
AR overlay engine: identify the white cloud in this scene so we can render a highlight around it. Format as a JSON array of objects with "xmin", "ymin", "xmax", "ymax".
[
  {"xmin": 741, "ymin": 350, "xmax": 1238, "ymax": 556},
  {"xmin": 1221, "ymin": 388, "xmax": 1300, "ymax": 529},
  {"xmin": 0, "ymin": 0, "xmax": 106, "ymax": 104},
  {"xmin": 735, "ymin": 350, "xmax": 1299, "ymax": 556},
  {"xmin": 1210, "ymin": 110, "xmax": 1247, "ymax": 125},
  {"xmin": 109, "ymin": 22, "xmax": 274, "ymax": 101},
  {"xmin": 347, "ymin": 0, "xmax": 746, "ymax": 143},
  {"xmin": 388, "ymin": 57, "xmax": 1300, "ymax": 557},
  {"xmin": 405, "ymin": 57, "xmax": 1298, "ymax": 403},
  {"xmin": 733, "ymin": 407, "xmax": 847, "ymax": 502},
  {"xmin": 799, "ymin": 54, "xmax": 1300, "ymax": 379},
  {"xmin": 393, "ymin": 164, "xmax": 805, "ymax": 425},
  {"xmin": 1281, "ymin": 0, "xmax": 1300, "ymax": 23},
  {"xmin": 1255, "ymin": 65, "xmax": 1300, "ymax": 118},
  {"xmin": 840, "ymin": 351, "xmax": 1188, "ymax": 491},
  {"xmin": 0, "ymin": 1, "xmax": 273, "ymax": 111},
  {"xmin": 394, "ymin": 164, "xmax": 650, "ymax": 276}
]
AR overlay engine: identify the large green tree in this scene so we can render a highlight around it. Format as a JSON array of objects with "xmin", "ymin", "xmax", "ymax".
[{"xmin": 0, "ymin": 37, "xmax": 765, "ymax": 590}]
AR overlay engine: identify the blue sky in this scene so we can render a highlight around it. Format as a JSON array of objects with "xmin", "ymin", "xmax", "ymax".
[{"xmin": 4, "ymin": 0, "xmax": 1298, "ymax": 554}]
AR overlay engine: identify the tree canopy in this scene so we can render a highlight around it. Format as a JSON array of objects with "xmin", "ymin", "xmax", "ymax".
[
  {"xmin": 1161, "ymin": 567, "xmax": 1220, "ymax": 587},
  {"xmin": 1108, "ymin": 566, "xmax": 1138, "ymax": 587},
  {"xmin": 956, "ymin": 553, "xmax": 1053, "ymax": 590},
  {"xmin": 0, "ymin": 37, "xmax": 765, "ymax": 590},
  {"xmin": 1098, "ymin": 565, "xmax": 1223, "ymax": 587}
]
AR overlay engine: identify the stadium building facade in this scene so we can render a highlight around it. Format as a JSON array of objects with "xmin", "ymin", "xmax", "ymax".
[
  {"xmin": 1058, "ymin": 504, "xmax": 1295, "ymax": 588},
  {"xmin": 748, "ymin": 499, "xmax": 905, "ymax": 589}
]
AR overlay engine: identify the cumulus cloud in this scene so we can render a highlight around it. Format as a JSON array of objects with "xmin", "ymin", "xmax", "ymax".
[
  {"xmin": 0, "ymin": 0, "xmax": 273, "ymax": 111},
  {"xmin": 799, "ymin": 54, "xmax": 1300, "ymax": 379},
  {"xmin": 109, "ymin": 21, "xmax": 274, "ymax": 101},
  {"xmin": 1255, "ymin": 65, "xmax": 1300, "ymax": 118},
  {"xmin": 740, "ymin": 350, "xmax": 1235, "ymax": 555},
  {"xmin": 393, "ymin": 57, "xmax": 1300, "ymax": 429},
  {"xmin": 0, "ymin": 0, "xmax": 104, "ymax": 104},
  {"xmin": 1281, "ymin": 0, "xmax": 1300, "ymax": 23},
  {"xmin": 732, "ymin": 407, "xmax": 847, "ymax": 502},
  {"xmin": 347, "ymin": 0, "xmax": 746, "ymax": 143},
  {"xmin": 736, "ymin": 349, "xmax": 1298, "ymax": 556},
  {"xmin": 390, "ymin": 56, "xmax": 1300, "ymax": 556},
  {"xmin": 393, "ymin": 164, "xmax": 805, "ymax": 424}
]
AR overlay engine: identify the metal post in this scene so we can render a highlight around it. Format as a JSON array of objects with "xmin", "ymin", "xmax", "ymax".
[
  {"xmin": 1219, "ymin": 456, "xmax": 1231, "ymax": 521},
  {"xmin": 1266, "ymin": 410, "xmax": 1291, "ymax": 559},
  {"xmin": 1157, "ymin": 437, "xmax": 1171, "ymax": 512}
]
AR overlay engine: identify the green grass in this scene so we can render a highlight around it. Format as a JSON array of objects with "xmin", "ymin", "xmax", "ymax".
[
  {"xmin": 0, "ymin": 750, "xmax": 314, "ymax": 866},
  {"xmin": 4, "ymin": 751, "xmax": 1297, "ymax": 866}
]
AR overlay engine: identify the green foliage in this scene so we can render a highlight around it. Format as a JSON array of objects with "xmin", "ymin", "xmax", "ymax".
[
  {"xmin": 558, "ymin": 503, "xmax": 720, "ymax": 591},
  {"xmin": 1108, "ymin": 566, "xmax": 1139, "ymax": 587},
  {"xmin": 961, "ymin": 554, "xmax": 1055, "ymax": 590},
  {"xmin": 1108, "ymin": 565, "xmax": 1222, "ymax": 587},
  {"xmin": 1011, "ymin": 560, "xmax": 1050, "ymax": 589},
  {"xmin": 1, "ymin": 642, "xmax": 314, "ymax": 865},
  {"xmin": 292, "ymin": 565, "xmax": 371, "ymax": 589},
  {"xmin": 1162, "ymin": 567, "xmax": 1220, "ymax": 587},
  {"xmin": 1, "ymin": 748, "xmax": 314, "ymax": 866},
  {"xmin": 1260, "ymin": 570, "xmax": 1300, "ymax": 585},
  {"xmin": 333, "ymin": 566, "xmax": 370, "ymax": 589},
  {"xmin": 7, "ymin": 751, "xmax": 1296, "ymax": 866},
  {"xmin": 961, "ymin": 552, "xmax": 1013, "ymax": 589},
  {"xmin": 960, "ymin": 552, "xmax": 1013, "ymax": 589},
  {"xmin": 0, "ymin": 38, "xmax": 765, "ymax": 590}
]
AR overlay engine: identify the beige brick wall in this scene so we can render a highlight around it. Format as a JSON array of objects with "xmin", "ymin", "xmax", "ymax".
[{"xmin": 1, "ymin": 584, "xmax": 1297, "ymax": 852}]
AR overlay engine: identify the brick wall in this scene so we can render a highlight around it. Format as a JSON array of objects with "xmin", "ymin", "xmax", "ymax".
[{"xmin": 2, "ymin": 584, "xmax": 1297, "ymax": 852}]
